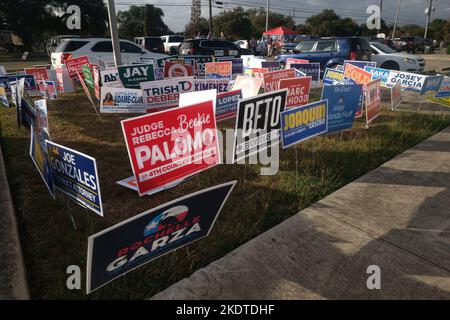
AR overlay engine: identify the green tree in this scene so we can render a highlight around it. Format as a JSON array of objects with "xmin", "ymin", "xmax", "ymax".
[
  {"xmin": 305, "ymin": 9, "xmax": 360, "ymax": 37},
  {"xmin": 248, "ymin": 8, "xmax": 295, "ymax": 36},
  {"xmin": 429, "ymin": 18, "xmax": 447, "ymax": 41},
  {"xmin": 212, "ymin": 7, "xmax": 254, "ymax": 40},
  {"xmin": 398, "ymin": 24, "xmax": 425, "ymax": 37},
  {"xmin": 184, "ymin": 17, "xmax": 210, "ymax": 38}
]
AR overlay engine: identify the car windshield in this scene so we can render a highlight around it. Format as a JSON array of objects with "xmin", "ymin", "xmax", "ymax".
[
  {"xmin": 371, "ymin": 42, "xmax": 397, "ymax": 53},
  {"xmin": 294, "ymin": 41, "xmax": 315, "ymax": 52}
]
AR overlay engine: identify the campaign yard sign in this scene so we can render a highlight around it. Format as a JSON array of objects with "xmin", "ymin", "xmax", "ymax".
[
  {"xmin": 8, "ymin": 74, "xmax": 37, "ymax": 92},
  {"xmin": 46, "ymin": 141, "xmax": 103, "ymax": 216},
  {"xmin": 364, "ymin": 66, "xmax": 390, "ymax": 87},
  {"xmin": 233, "ymin": 89, "xmax": 287, "ymax": 162},
  {"xmin": 118, "ymin": 64, "xmax": 155, "ymax": 89},
  {"xmin": 181, "ymin": 56, "xmax": 213, "ymax": 77},
  {"xmin": 216, "ymin": 57, "xmax": 243, "ymax": 75},
  {"xmin": 344, "ymin": 63, "xmax": 372, "ymax": 85},
  {"xmin": 232, "ymin": 75, "xmax": 263, "ymax": 99},
  {"xmin": 279, "ymin": 77, "xmax": 311, "ymax": 109},
  {"xmin": 435, "ymin": 76, "xmax": 450, "ymax": 98},
  {"xmin": 263, "ymin": 68, "xmax": 297, "ymax": 92},
  {"xmin": 25, "ymin": 67, "xmax": 49, "ymax": 81},
  {"xmin": 82, "ymin": 64, "xmax": 95, "ymax": 89},
  {"xmin": 344, "ymin": 60, "xmax": 376, "ymax": 70},
  {"xmin": 121, "ymin": 100, "xmax": 220, "ymax": 196},
  {"xmin": 391, "ymin": 81, "xmax": 402, "ymax": 111},
  {"xmin": 205, "ymin": 61, "xmax": 232, "ymax": 80},
  {"xmin": 280, "ymin": 100, "xmax": 328, "ymax": 149},
  {"xmin": 194, "ymin": 79, "xmax": 230, "ymax": 93},
  {"xmin": 365, "ymin": 79, "xmax": 381, "ymax": 124},
  {"xmin": 323, "ymin": 68, "xmax": 345, "ymax": 86},
  {"xmin": 0, "ymin": 85, "xmax": 7, "ymax": 107},
  {"xmin": 100, "ymin": 87, "xmax": 148, "ymax": 113},
  {"xmin": 163, "ymin": 61, "xmax": 194, "ymax": 78},
  {"xmin": 386, "ymin": 71, "xmax": 426, "ymax": 93},
  {"xmin": 321, "ymin": 84, "xmax": 362, "ymax": 133},
  {"xmin": 421, "ymin": 75, "xmax": 444, "ymax": 96},
  {"xmin": 93, "ymin": 66, "xmax": 100, "ymax": 100},
  {"xmin": 286, "ymin": 58, "xmax": 309, "ymax": 69},
  {"xmin": 86, "ymin": 180, "xmax": 236, "ymax": 293},
  {"xmin": 251, "ymin": 68, "xmax": 269, "ymax": 79},
  {"xmin": 65, "ymin": 56, "xmax": 90, "ymax": 80},
  {"xmin": 261, "ymin": 61, "xmax": 280, "ymax": 72},
  {"xmin": 37, "ymin": 81, "xmax": 57, "ymax": 100},
  {"xmin": 100, "ymin": 68, "xmax": 123, "ymax": 88},
  {"xmin": 215, "ymin": 90, "xmax": 242, "ymax": 121},
  {"xmin": 290, "ymin": 63, "xmax": 320, "ymax": 84},
  {"xmin": 141, "ymin": 77, "xmax": 195, "ymax": 112}
]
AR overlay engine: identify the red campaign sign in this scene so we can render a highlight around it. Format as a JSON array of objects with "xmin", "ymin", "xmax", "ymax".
[
  {"xmin": 121, "ymin": 101, "xmax": 220, "ymax": 196},
  {"xmin": 25, "ymin": 67, "xmax": 49, "ymax": 81},
  {"xmin": 263, "ymin": 68, "xmax": 296, "ymax": 92},
  {"xmin": 164, "ymin": 61, "xmax": 194, "ymax": 78},
  {"xmin": 65, "ymin": 56, "xmax": 90, "ymax": 79},
  {"xmin": 56, "ymin": 67, "xmax": 64, "ymax": 93},
  {"xmin": 286, "ymin": 58, "xmax": 309, "ymax": 68},
  {"xmin": 251, "ymin": 68, "xmax": 269, "ymax": 79},
  {"xmin": 279, "ymin": 77, "xmax": 311, "ymax": 108}
]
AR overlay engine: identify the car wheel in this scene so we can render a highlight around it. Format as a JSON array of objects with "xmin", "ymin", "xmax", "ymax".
[{"xmin": 381, "ymin": 61, "xmax": 400, "ymax": 71}]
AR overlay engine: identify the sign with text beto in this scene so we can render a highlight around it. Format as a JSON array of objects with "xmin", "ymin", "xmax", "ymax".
[
  {"xmin": 233, "ymin": 89, "xmax": 287, "ymax": 162},
  {"xmin": 121, "ymin": 101, "xmax": 220, "ymax": 196},
  {"xmin": 215, "ymin": 90, "xmax": 242, "ymax": 121},
  {"xmin": 280, "ymin": 100, "xmax": 328, "ymax": 149},
  {"xmin": 118, "ymin": 64, "xmax": 155, "ymax": 89},
  {"xmin": 46, "ymin": 141, "xmax": 103, "ymax": 216},
  {"xmin": 263, "ymin": 68, "xmax": 296, "ymax": 92},
  {"xmin": 86, "ymin": 181, "xmax": 236, "ymax": 294},
  {"xmin": 365, "ymin": 79, "xmax": 381, "ymax": 124},
  {"xmin": 279, "ymin": 77, "xmax": 311, "ymax": 109},
  {"xmin": 141, "ymin": 77, "xmax": 194, "ymax": 112}
]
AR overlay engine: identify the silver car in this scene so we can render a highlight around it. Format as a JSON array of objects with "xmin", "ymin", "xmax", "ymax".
[{"xmin": 370, "ymin": 41, "xmax": 425, "ymax": 72}]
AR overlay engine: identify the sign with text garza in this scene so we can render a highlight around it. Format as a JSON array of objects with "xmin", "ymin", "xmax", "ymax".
[
  {"xmin": 86, "ymin": 181, "xmax": 236, "ymax": 293},
  {"xmin": 141, "ymin": 77, "xmax": 194, "ymax": 112},
  {"xmin": 321, "ymin": 84, "xmax": 362, "ymax": 133},
  {"xmin": 279, "ymin": 77, "xmax": 311, "ymax": 109},
  {"xmin": 280, "ymin": 100, "xmax": 328, "ymax": 149},
  {"xmin": 65, "ymin": 56, "xmax": 90, "ymax": 80},
  {"xmin": 263, "ymin": 68, "xmax": 296, "ymax": 92},
  {"xmin": 233, "ymin": 89, "xmax": 287, "ymax": 162},
  {"xmin": 46, "ymin": 141, "xmax": 103, "ymax": 216},
  {"xmin": 118, "ymin": 64, "xmax": 154, "ymax": 89},
  {"xmin": 365, "ymin": 79, "xmax": 381, "ymax": 124},
  {"xmin": 121, "ymin": 101, "xmax": 220, "ymax": 196}
]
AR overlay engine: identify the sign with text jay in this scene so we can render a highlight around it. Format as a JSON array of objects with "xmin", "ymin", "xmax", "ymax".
[
  {"xmin": 118, "ymin": 64, "xmax": 155, "ymax": 89},
  {"xmin": 86, "ymin": 181, "xmax": 237, "ymax": 293}
]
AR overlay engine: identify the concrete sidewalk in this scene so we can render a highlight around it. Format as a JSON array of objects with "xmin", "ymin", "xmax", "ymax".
[
  {"xmin": 0, "ymin": 145, "xmax": 29, "ymax": 299},
  {"xmin": 152, "ymin": 127, "xmax": 450, "ymax": 300}
]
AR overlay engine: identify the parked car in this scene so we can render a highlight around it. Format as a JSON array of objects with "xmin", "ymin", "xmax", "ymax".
[
  {"xmin": 423, "ymin": 38, "xmax": 435, "ymax": 54},
  {"xmin": 134, "ymin": 37, "xmax": 165, "ymax": 54},
  {"xmin": 396, "ymin": 36, "xmax": 425, "ymax": 53},
  {"xmin": 281, "ymin": 35, "xmax": 320, "ymax": 53},
  {"xmin": 370, "ymin": 41, "xmax": 425, "ymax": 72},
  {"xmin": 235, "ymin": 40, "xmax": 249, "ymax": 49},
  {"xmin": 46, "ymin": 35, "xmax": 80, "ymax": 57},
  {"xmin": 275, "ymin": 37, "xmax": 372, "ymax": 75},
  {"xmin": 160, "ymin": 35, "xmax": 185, "ymax": 55},
  {"xmin": 51, "ymin": 38, "xmax": 167, "ymax": 69},
  {"xmin": 178, "ymin": 38, "xmax": 252, "ymax": 57},
  {"xmin": 372, "ymin": 37, "xmax": 397, "ymax": 51}
]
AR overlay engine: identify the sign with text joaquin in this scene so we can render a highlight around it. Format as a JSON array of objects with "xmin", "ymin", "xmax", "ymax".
[
  {"xmin": 118, "ymin": 64, "xmax": 155, "ymax": 89},
  {"xmin": 279, "ymin": 77, "xmax": 311, "ymax": 109},
  {"xmin": 121, "ymin": 100, "xmax": 220, "ymax": 196},
  {"xmin": 86, "ymin": 180, "xmax": 236, "ymax": 293},
  {"xmin": 263, "ymin": 68, "xmax": 296, "ymax": 92},
  {"xmin": 233, "ymin": 89, "xmax": 287, "ymax": 162},
  {"xmin": 215, "ymin": 89, "xmax": 242, "ymax": 121},
  {"xmin": 365, "ymin": 79, "xmax": 381, "ymax": 124},
  {"xmin": 46, "ymin": 141, "xmax": 103, "ymax": 216},
  {"xmin": 280, "ymin": 100, "xmax": 328, "ymax": 149},
  {"xmin": 321, "ymin": 84, "xmax": 362, "ymax": 133},
  {"xmin": 100, "ymin": 86, "xmax": 148, "ymax": 113}
]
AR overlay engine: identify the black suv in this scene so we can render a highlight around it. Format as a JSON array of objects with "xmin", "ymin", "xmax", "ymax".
[
  {"xmin": 397, "ymin": 36, "xmax": 425, "ymax": 53},
  {"xmin": 178, "ymin": 38, "xmax": 252, "ymax": 57},
  {"xmin": 134, "ymin": 37, "xmax": 165, "ymax": 54}
]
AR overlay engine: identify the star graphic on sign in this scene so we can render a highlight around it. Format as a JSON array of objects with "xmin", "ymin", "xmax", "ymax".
[{"xmin": 145, "ymin": 220, "xmax": 159, "ymax": 232}]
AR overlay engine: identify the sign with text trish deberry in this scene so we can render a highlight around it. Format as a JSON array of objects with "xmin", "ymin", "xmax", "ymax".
[
  {"xmin": 121, "ymin": 101, "xmax": 220, "ymax": 196},
  {"xmin": 141, "ymin": 77, "xmax": 194, "ymax": 112}
]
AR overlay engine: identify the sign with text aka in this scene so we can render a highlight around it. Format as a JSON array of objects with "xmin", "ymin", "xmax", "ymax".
[{"xmin": 233, "ymin": 89, "xmax": 287, "ymax": 162}]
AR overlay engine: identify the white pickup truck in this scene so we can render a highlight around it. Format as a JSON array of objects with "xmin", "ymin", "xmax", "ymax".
[{"xmin": 160, "ymin": 35, "xmax": 185, "ymax": 55}]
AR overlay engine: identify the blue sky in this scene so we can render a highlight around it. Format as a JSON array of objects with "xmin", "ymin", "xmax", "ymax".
[{"xmin": 110, "ymin": 0, "xmax": 450, "ymax": 32}]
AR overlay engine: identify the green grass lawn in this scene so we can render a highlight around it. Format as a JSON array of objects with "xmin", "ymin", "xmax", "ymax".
[
  {"xmin": 0, "ymin": 52, "xmax": 50, "ymax": 72},
  {"xmin": 1, "ymin": 90, "xmax": 450, "ymax": 299}
]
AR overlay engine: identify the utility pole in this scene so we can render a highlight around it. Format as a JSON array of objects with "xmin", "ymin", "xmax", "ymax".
[
  {"xmin": 424, "ymin": 0, "xmax": 433, "ymax": 39},
  {"xmin": 106, "ymin": 0, "xmax": 122, "ymax": 66},
  {"xmin": 392, "ymin": 0, "xmax": 401, "ymax": 39},
  {"xmin": 209, "ymin": 0, "xmax": 213, "ymax": 36},
  {"xmin": 377, "ymin": 0, "xmax": 383, "ymax": 34},
  {"xmin": 265, "ymin": 0, "xmax": 270, "ymax": 32}
]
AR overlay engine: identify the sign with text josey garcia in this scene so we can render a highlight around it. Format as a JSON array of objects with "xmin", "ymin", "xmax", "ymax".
[
  {"xmin": 121, "ymin": 100, "xmax": 221, "ymax": 196},
  {"xmin": 86, "ymin": 180, "xmax": 236, "ymax": 294},
  {"xmin": 46, "ymin": 141, "xmax": 103, "ymax": 216},
  {"xmin": 233, "ymin": 89, "xmax": 287, "ymax": 163}
]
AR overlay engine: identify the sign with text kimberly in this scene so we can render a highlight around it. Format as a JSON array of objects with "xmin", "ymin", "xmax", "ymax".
[
  {"xmin": 280, "ymin": 100, "xmax": 328, "ymax": 149},
  {"xmin": 365, "ymin": 79, "xmax": 381, "ymax": 124},
  {"xmin": 279, "ymin": 77, "xmax": 311, "ymax": 109},
  {"xmin": 86, "ymin": 181, "xmax": 236, "ymax": 293},
  {"xmin": 121, "ymin": 101, "xmax": 220, "ymax": 196},
  {"xmin": 100, "ymin": 87, "xmax": 147, "ymax": 113},
  {"xmin": 118, "ymin": 64, "xmax": 155, "ymax": 89},
  {"xmin": 263, "ymin": 68, "xmax": 296, "ymax": 92},
  {"xmin": 141, "ymin": 77, "xmax": 195, "ymax": 112},
  {"xmin": 233, "ymin": 89, "xmax": 287, "ymax": 162},
  {"xmin": 46, "ymin": 141, "xmax": 103, "ymax": 216}
]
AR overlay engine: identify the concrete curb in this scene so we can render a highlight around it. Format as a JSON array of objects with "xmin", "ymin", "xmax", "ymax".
[{"xmin": 0, "ymin": 144, "xmax": 30, "ymax": 300}]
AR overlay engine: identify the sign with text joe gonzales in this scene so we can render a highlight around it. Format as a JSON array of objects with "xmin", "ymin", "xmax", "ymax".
[
  {"xmin": 46, "ymin": 141, "xmax": 103, "ymax": 216},
  {"xmin": 280, "ymin": 100, "xmax": 328, "ymax": 149},
  {"xmin": 233, "ymin": 89, "xmax": 287, "ymax": 162},
  {"xmin": 121, "ymin": 101, "xmax": 220, "ymax": 196},
  {"xmin": 86, "ymin": 181, "xmax": 236, "ymax": 293},
  {"xmin": 141, "ymin": 77, "xmax": 194, "ymax": 112}
]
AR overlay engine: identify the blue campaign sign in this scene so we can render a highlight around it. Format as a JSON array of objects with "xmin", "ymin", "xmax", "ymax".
[
  {"xmin": 364, "ymin": 66, "xmax": 390, "ymax": 87},
  {"xmin": 280, "ymin": 100, "xmax": 328, "ymax": 149},
  {"xmin": 435, "ymin": 76, "xmax": 450, "ymax": 98},
  {"xmin": 8, "ymin": 74, "xmax": 36, "ymax": 91},
  {"xmin": 46, "ymin": 141, "xmax": 103, "ymax": 216},
  {"xmin": 216, "ymin": 89, "xmax": 242, "ymax": 121},
  {"xmin": 290, "ymin": 63, "xmax": 320, "ymax": 82},
  {"xmin": 323, "ymin": 68, "xmax": 344, "ymax": 86},
  {"xmin": 321, "ymin": 84, "xmax": 363, "ymax": 133},
  {"xmin": 0, "ymin": 76, "xmax": 10, "ymax": 91},
  {"xmin": 344, "ymin": 60, "xmax": 377, "ymax": 70},
  {"xmin": 421, "ymin": 75, "xmax": 444, "ymax": 95},
  {"xmin": 261, "ymin": 61, "xmax": 280, "ymax": 71}
]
